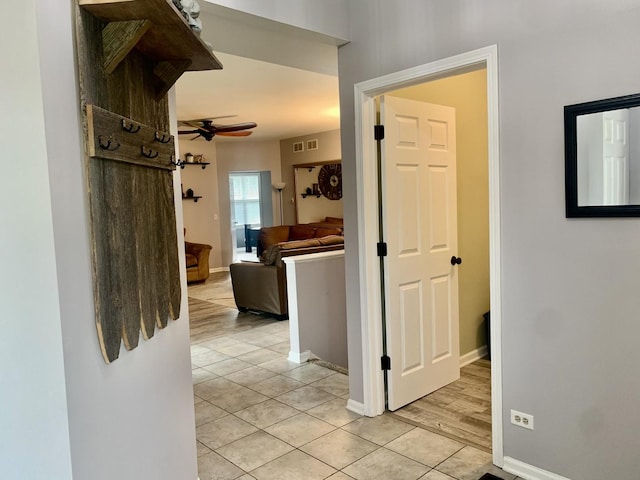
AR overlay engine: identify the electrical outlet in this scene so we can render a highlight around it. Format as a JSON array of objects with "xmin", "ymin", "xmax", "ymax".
[{"xmin": 510, "ymin": 409, "xmax": 534, "ymax": 430}]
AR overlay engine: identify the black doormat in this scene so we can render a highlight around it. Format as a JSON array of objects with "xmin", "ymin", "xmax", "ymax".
[{"xmin": 478, "ymin": 474, "xmax": 504, "ymax": 480}]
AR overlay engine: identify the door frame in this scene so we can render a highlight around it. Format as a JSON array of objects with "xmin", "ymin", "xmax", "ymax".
[{"xmin": 354, "ymin": 45, "xmax": 503, "ymax": 466}]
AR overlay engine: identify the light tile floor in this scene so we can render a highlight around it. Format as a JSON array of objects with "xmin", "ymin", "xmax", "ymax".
[{"xmin": 191, "ymin": 273, "xmax": 522, "ymax": 480}]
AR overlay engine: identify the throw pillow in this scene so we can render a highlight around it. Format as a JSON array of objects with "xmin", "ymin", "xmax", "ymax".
[
  {"xmin": 278, "ymin": 238, "xmax": 321, "ymax": 249},
  {"xmin": 314, "ymin": 227, "xmax": 342, "ymax": 237},
  {"xmin": 289, "ymin": 224, "xmax": 317, "ymax": 240},
  {"xmin": 259, "ymin": 225, "xmax": 290, "ymax": 249},
  {"xmin": 324, "ymin": 216, "xmax": 343, "ymax": 224}
]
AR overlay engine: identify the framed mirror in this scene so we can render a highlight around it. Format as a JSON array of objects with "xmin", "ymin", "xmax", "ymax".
[{"xmin": 565, "ymin": 93, "xmax": 640, "ymax": 217}]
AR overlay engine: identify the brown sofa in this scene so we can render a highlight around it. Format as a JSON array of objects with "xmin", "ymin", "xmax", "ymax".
[
  {"xmin": 185, "ymin": 241, "xmax": 212, "ymax": 284},
  {"xmin": 256, "ymin": 218, "xmax": 343, "ymax": 257},
  {"xmin": 230, "ymin": 225, "xmax": 344, "ymax": 319}
]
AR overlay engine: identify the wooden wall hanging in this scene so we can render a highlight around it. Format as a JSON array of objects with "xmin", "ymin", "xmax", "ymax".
[{"xmin": 74, "ymin": 0, "xmax": 222, "ymax": 363}]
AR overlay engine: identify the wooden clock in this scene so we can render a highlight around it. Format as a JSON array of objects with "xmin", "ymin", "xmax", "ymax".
[{"xmin": 318, "ymin": 164, "xmax": 342, "ymax": 200}]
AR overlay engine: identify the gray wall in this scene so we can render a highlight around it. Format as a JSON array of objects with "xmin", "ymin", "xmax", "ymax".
[
  {"xmin": 285, "ymin": 252, "xmax": 348, "ymax": 369},
  {"xmin": 22, "ymin": 1, "xmax": 198, "ymax": 479},
  {"xmin": 202, "ymin": 0, "xmax": 350, "ymax": 45},
  {"xmin": 338, "ymin": 1, "xmax": 640, "ymax": 479},
  {"xmin": 0, "ymin": 0, "xmax": 73, "ymax": 476}
]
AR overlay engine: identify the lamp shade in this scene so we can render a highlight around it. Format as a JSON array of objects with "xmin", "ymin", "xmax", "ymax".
[{"xmin": 272, "ymin": 182, "xmax": 286, "ymax": 190}]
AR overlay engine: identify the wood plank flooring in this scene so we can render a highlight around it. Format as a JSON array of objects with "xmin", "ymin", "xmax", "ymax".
[
  {"xmin": 188, "ymin": 272, "xmax": 281, "ymax": 343},
  {"xmin": 390, "ymin": 359, "xmax": 492, "ymax": 452}
]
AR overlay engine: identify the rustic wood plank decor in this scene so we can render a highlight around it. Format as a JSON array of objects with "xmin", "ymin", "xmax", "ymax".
[{"xmin": 75, "ymin": 0, "xmax": 222, "ymax": 363}]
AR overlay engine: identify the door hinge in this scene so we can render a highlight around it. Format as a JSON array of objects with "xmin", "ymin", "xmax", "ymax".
[
  {"xmin": 377, "ymin": 242, "xmax": 387, "ymax": 257},
  {"xmin": 381, "ymin": 355, "xmax": 391, "ymax": 371},
  {"xmin": 374, "ymin": 124, "xmax": 385, "ymax": 141}
]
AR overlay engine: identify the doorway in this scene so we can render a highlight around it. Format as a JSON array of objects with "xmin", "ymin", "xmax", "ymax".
[
  {"xmin": 353, "ymin": 45, "xmax": 503, "ymax": 466},
  {"xmin": 228, "ymin": 171, "xmax": 273, "ymax": 261}
]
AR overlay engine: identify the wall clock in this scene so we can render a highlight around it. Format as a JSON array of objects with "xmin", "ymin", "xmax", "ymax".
[{"xmin": 318, "ymin": 163, "xmax": 342, "ymax": 200}]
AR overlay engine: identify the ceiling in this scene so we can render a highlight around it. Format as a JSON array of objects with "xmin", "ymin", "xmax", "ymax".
[{"xmin": 174, "ymin": 52, "xmax": 341, "ymax": 143}]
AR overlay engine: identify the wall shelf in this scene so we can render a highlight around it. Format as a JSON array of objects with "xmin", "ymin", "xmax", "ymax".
[
  {"xmin": 301, "ymin": 193, "xmax": 322, "ymax": 199},
  {"xmin": 182, "ymin": 195, "xmax": 202, "ymax": 202},
  {"xmin": 180, "ymin": 162, "xmax": 209, "ymax": 170},
  {"xmin": 79, "ymin": 0, "xmax": 222, "ymax": 98}
]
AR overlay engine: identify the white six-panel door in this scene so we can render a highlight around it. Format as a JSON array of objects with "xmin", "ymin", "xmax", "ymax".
[
  {"xmin": 602, "ymin": 109, "xmax": 630, "ymax": 205},
  {"xmin": 380, "ymin": 95, "xmax": 460, "ymax": 411}
]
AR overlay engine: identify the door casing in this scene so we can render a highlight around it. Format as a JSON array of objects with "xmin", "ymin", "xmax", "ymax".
[{"xmin": 353, "ymin": 45, "xmax": 503, "ymax": 467}]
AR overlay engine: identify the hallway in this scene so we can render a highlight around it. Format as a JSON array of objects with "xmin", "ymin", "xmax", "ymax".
[{"xmin": 189, "ymin": 273, "xmax": 514, "ymax": 480}]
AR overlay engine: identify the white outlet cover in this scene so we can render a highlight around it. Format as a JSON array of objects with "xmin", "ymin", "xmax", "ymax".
[{"xmin": 510, "ymin": 409, "xmax": 534, "ymax": 430}]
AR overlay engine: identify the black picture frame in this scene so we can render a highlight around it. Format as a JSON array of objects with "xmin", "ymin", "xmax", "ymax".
[{"xmin": 565, "ymin": 92, "xmax": 640, "ymax": 217}]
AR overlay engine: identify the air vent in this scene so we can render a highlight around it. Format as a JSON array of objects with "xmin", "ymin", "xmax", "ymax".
[
  {"xmin": 307, "ymin": 139, "xmax": 318, "ymax": 151},
  {"xmin": 293, "ymin": 141, "xmax": 304, "ymax": 153}
]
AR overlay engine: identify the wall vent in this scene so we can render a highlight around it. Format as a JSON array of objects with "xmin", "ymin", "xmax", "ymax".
[
  {"xmin": 307, "ymin": 139, "xmax": 319, "ymax": 151},
  {"xmin": 293, "ymin": 141, "xmax": 304, "ymax": 153}
]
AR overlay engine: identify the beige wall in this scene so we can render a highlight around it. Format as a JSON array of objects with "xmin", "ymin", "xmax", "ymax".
[
  {"xmin": 216, "ymin": 141, "xmax": 283, "ymax": 266},
  {"xmin": 390, "ymin": 68, "xmax": 489, "ymax": 357},
  {"xmin": 294, "ymin": 165, "xmax": 344, "ymax": 223},
  {"xmin": 178, "ymin": 139, "xmax": 222, "ymax": 268},
  {"xmin": 280, "ymin": 129, "xmax": 342, "ymax": 225}
]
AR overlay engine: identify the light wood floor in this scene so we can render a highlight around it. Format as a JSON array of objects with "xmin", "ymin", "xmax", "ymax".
[
  {"xmin": 390, "ymin": 358, "xmax": 492, "ymax": 452},
  {"xmin": 188, "ymin": 272, "xmax": 279, "ymax": 344}
]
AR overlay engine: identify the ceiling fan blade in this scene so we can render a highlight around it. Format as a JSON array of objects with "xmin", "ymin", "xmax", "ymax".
[
  {"xmin": 190, "ymin": 134, "xmax": 202, "ymax": 141},
  {"xmin": 178, "ymin": 120, "xmax": 205, "ymax": 129},
  {"xmin": 212, "ymin": 122, "xmax": 257, "ymax": 133},
  {"xmin": 217, "ymin": 131, "xmax": 253, "ymax": 137},
  {"xmin": 181, "ymin": 115, "xmax": 237, "ymax": 124},
  {"xmin": 178, "ymin": 129, "xmax": 203, "ymax": 135}
]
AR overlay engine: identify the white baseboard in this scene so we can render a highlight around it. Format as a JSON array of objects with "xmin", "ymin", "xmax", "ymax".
[
  {"xmin": 346, "ymin": 399, "xmax": 365, "ymax": 416},
  {"xmin": 503, "ymin": 457, "xmax": 571, "ymax": 480},
  {"xmin": 288, "ymin": 350, "xmax": 311, "ymax": 364},
  {"xmin": 210, "ymin": 267, "xmax": 229, "ymax": 273},
  {"xmin": 460, "ymin": 345, "xmax": 488, "ymax": 367}
]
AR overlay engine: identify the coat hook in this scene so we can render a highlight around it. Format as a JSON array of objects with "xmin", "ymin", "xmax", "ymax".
[
  {"xmin": 122, "ymin": 119, "xmax": 140, "ymax": 133},
  {"xmin": 98, "ymin": 135, "xmax": 121, "ymax": 151},
  {"xmin": 154, "ymin": 131, "xmax": 171, "ymax": 143},
  {"xmin": 141, "ymin": 146, "xmax": 159, "ymax": 159},
  {"xmin": 170, "ymin": 155, "xmax": 184, "ymax": 168}
]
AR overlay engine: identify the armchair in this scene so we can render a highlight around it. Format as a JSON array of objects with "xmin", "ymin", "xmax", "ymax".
[{"xmin": 185, "ymin": 241, "xmax": 212, "ymax": 284}]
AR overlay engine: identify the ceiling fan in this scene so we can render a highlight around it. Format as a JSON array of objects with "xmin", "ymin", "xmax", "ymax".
[{"xmin": 178, "ymin": 117, "xmax": 257, "ymax": 141}]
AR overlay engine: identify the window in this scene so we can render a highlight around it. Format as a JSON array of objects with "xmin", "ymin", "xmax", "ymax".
[{"xmin": 229, "ymin": 173, "xmax": 262, "ymax": 227}]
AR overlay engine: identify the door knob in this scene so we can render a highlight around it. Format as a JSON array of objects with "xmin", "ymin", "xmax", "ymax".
[{"xmin": 451, "ymin": 256, "xmax": 462, "ymax": 265}]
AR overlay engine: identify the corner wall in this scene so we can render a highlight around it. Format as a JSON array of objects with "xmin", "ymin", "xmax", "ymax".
[
  {"xmin": 339, "ymin": 1, "xmax": 640, "ymax": 478},
  {"xmin": 33, "ymin": 2, "xmax": 198, "ymax": 479}
]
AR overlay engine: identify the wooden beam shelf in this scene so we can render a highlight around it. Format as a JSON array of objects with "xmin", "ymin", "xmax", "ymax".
[{"xmin": 79, "ymin": 0, "xmax": 222, "ymax": 96}]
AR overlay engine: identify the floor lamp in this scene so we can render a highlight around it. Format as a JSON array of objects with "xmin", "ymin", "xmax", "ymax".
[{"xmin": 273, "ymin": 182, "xmax": 286, "ymax": 225}]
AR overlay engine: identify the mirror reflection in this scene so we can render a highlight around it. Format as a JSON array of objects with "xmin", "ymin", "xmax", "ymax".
[
  {"xmin": 577, "ymin": 107, "xmax": 640, "ymax": 206},
  {"xmin": 565, "ymin": 93, "xmax": 640, "ymax": 217}
]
